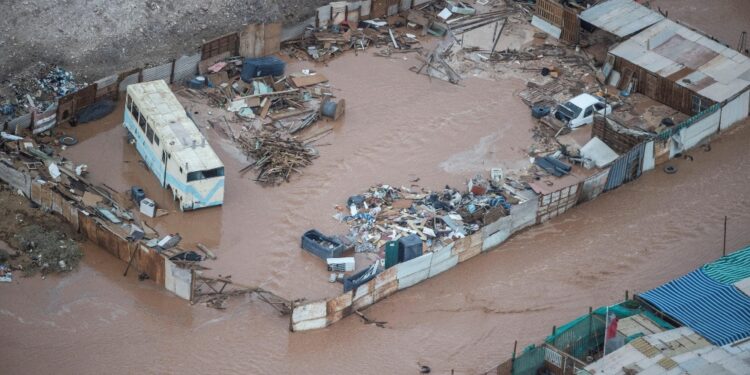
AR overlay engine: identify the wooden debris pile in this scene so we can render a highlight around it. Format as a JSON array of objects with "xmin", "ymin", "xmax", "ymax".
[{"xmin": 237, "ymin": 132, "xmax": 318, "ymax": 186}]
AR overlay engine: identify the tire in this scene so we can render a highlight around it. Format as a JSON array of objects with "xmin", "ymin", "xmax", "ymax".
[
  {"xmin": 664, "ymin": 165, "xmax": 678, "ymax": 174},
  {"xmin": 60, "ymin": 136, "xmax": 78, "ymax": 146}
]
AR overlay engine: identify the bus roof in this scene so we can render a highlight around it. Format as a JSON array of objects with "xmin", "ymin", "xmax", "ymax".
[{"xmin": 127, "ymin": 80, "xmax": 223, "ymax": 172}]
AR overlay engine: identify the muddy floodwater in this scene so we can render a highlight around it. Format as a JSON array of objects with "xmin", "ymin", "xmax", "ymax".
[{"xmin": 3, "ymin": 14, "xmax": 750, "ymax": 375}]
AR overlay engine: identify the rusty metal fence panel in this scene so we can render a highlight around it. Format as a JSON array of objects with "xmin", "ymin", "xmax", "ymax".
[
  {"xmin": 142, "ymin": 62, "xmax": 173, "ymax": 83},
  {"xmin": 173, "ymin": 53, "xmax": 201, "ymax": 83},
  {"xmin": 95, "ymin": 74, "xmax": 119, "ymax": 100},
  {"xmin": 32, "ymin": 104, "xmax": 57, "ymax": 134},
  {"xmin": 201, "ymin": 32, "xmax": 239, "ymax": 60}
]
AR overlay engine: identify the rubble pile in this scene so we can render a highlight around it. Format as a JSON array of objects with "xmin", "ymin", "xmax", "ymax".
[
  {"xmin": 12, "ymin": 224, "xmax": 83, "ymax": 276},
  {"xmin": 1, "ymin": 62, "xmax": 84, "ymax": 119},
  {"xmin": 182, "ymin": 53, "xmax": 344, "ymax": 186},
  {"xmin": 283, "ymin": 26, "xmax": 424, "ymax": 63},
  {"xmin": 335, "ymin": 172, "xmax": 524, "ymax": 254},
  {"xmin": 237, "ymin": 132, "xmax": 318, "ymax": 185}
]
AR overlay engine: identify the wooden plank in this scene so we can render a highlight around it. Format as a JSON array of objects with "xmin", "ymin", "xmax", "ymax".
[{"xmin": 290, "ymin": 73, "xmax": 329, "ymax": 87}]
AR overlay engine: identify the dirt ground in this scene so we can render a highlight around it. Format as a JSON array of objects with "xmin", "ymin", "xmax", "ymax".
[
  {"xmin": 0, "ymin": 0, "xmax": 329, "ymax": 81},
  {"xmin": 0, "ymin": 186, "xmax": 83, "ymax": 277}
]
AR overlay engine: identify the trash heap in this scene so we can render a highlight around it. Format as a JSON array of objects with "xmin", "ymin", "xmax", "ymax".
[
  {"xmin": 182, "ymin": 54, "xmax": 345, "ymax": 186},
  {"xmin": 1, "ymin": 62, "xmax": 84, "ymax": 119},
  {"xmin": 282, "ymin": 22, "xmax": 423, "ymax": 63},
  {"xmin": 334, "ymin": 172, "xmax": 523, "ymax": 254}
]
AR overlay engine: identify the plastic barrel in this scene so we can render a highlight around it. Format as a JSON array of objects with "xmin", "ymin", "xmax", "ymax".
[{"xmin": 321, "ymin": 101, "xmax": 338, "ymax": 118}]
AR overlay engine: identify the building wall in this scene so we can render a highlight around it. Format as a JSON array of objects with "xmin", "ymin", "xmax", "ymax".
[{"xmin": 612, "ymin": 56, "xmax": 715, "ymax": 116}]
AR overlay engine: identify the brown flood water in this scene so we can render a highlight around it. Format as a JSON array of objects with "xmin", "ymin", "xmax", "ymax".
[{"xmin": 3, "ymin": 37, "xmax": 750, "ymax": 375}]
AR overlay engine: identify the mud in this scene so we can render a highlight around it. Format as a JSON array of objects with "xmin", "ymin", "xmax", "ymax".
[{"xmin": 2, "ymin": 2, "xmax": 750, "ymax": 373}]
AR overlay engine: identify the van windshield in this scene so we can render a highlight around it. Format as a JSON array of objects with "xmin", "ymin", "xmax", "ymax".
[
  {"xmin": 555, "ymin": 102, "xmax": 583, "ymax": 122},
  {"xmin": 187, "ymin": 167, "xmax": 225, "ymax": 182}
]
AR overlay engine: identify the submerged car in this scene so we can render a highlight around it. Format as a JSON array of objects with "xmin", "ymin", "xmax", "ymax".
[{"xmin": 554, "ymin": 93, "xmax": 612, "ymax": 128}]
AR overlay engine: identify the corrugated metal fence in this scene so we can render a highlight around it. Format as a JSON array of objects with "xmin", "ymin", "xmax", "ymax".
[{"xmin": 604, "ymin": 142, "xmax": 645, "ymax": 191}]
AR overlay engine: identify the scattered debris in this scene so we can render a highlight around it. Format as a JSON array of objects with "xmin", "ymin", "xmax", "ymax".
[{"xmin": 237, "ymin": 132, "xmax": 318, "ymax": 185}]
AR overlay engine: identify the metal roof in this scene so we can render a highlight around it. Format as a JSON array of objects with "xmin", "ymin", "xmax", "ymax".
[
  {"xmin": 610, "ymin": 18, "xmax": 750, "ymax": 103},
  {"xmin": 584, "ymin": 326, "xmax": 750, "ymax": 375},
  {"xmin": 703, "ymin": 246, "xmax": 750, "ymax": 285},
  {"xmin": 580, "ymin": 0, "xmax": 664, "ymax": 38},
  {"xmin": 640, "ymin": 269, "xmax": 750, "ymax": 346}
]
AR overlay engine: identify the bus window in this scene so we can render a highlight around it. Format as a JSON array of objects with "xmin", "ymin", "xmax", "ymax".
[
  {"xmin": 139, "ymin": 114, "xmax": 147, "ymax": 131},
  {"xmin": 154, "ymin": 134, "xmax": 160, "ymax": 146},
  {"xmin": 146, "ymin": 124, "xmax": 154, "ymax": 143},
  {"xmin": 187, "ymin": 167, "xmax": 225, "ymax": 182},
  {"xmin": 132, "ymin": 102, "xmax": 140, "ymax": 122}
]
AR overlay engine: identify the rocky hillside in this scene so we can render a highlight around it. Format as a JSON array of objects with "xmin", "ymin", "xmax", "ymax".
[{"xmin": 0, "ymin": 0, "xmax": 328, "ymax": 82}]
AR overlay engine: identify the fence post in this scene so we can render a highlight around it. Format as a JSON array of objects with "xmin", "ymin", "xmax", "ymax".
[{"xmin": 511, "ymin": 340, "xmax": 517, "ymax": 374}]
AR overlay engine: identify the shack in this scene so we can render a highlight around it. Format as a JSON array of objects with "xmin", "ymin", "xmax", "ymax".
[{"xmin": 606, "ymin": 18, "xmax": 750, "ymax": 124}]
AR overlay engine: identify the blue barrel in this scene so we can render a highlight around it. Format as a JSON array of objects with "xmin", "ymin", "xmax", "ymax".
[
  {"xmin": 531, "ymin": 105, "xmax": 550, "ymax": 119},
  {"xmin": 241, "ymin": 56, "xmax": 286, "ymax": 82}
]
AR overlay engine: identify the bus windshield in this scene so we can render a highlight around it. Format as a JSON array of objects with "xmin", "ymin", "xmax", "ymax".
[{"xmin": 187, "ymin": 167, "xmax": 225, "ymax": 182}]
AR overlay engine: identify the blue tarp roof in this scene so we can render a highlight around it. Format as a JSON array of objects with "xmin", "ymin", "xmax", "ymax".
[{"xmin": 641, "ymin": 269, "xmax": 750, "ymax": 346}]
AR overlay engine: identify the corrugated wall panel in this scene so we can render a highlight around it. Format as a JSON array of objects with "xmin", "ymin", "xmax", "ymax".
[
  {"xmin": 720, "ymin": 89, "xmax": 750, "ymax": 130},
  {"xmin": 173, "ymin": 54, "xmax": 201, "ymax": 83},
  {"xmin": 142, "ymin": 62, "xmax": 173, "ymax": 83},
  {"xmin": 119, "ymin": 72, "xmax": 140, "ymax": 92},
  {"xmin": 642, "ymin": 140, "xmax": 655, "ymax": 172},
  {"xmin": 580, "ymin": 168, "xmax": 610, "ymax": 202}
]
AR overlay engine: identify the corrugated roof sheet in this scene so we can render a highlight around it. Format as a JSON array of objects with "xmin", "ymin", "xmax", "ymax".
[
  {"xmin": 585, "ymin": 326, "xmax": 750, "ymax": 375},
  {"xmin": 580, "ymin": 0, "xmax": 664, "ymax": 38},
  {"xmin": 610, "ymin": 19, "xmax": 750, "ymax": 102},
  {"xmin": 640, "ymin": 269, "xmax": 750, "ymax": 346},
  {"xmin": 703, "ymin": 246, "xmax": 750, "ymax": 284}
]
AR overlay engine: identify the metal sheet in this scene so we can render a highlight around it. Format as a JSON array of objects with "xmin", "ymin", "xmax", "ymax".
[
  {"xmin": 173, "ymin": 54, "xmax": 201, "ymax": 83},
  {"xmin": 395, "ymin": 252, "xmax": 432, "ymax": 290},
  {"xmin": 605, "ymin": 143, "xmax": 645, "ymax": 191},
  {"xmin": 481, "ymin": 216, "xmax": 511, "ymax": 251},
  {"xmin": 681, "ymin": 110, "xmax": 720, "ymax": 150},
  {"xmin": 510, "ymin": 195, "xmax": 539, "ymax": 233},
  {"xmin": 720, "ymin": 90, "xmax": 750, "ymax": 130},
  {"xmin": 531, "ymin": 16, "xmax": 562, "ymax": 39},
  {"xmin": 292, "ymin": 300, "xmax": 327, "ymax": 323},
  {"xmin": 642, "ymin": 140, "xmax": 655, "ymax": 172},
  {"xmin": 142, "ymin": 62, "xmax": 173, "ymax": 83},
  {"xmin": 428, "ymin": 244, "xmax": 458, "ymax": 278}
]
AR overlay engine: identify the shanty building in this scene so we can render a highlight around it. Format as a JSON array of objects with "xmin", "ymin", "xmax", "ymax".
[{"xmin": 605, "ymin": 18, "xmax": 750, "ymax": 123}]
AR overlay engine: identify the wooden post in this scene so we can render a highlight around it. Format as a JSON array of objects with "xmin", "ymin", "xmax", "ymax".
[
  {"xmin": 723, "ymin": 216, "xmax": 728, "ymax": 257},
  {"xmin": 511, "ymin": 340, "xmax": 518, "ymax": 372},
  {"xmin": 625, "ymin": 290, "xmax": 629, "ymax": 301}
]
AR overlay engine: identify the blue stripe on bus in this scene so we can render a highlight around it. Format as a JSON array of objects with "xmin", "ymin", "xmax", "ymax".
[{"xmin": 124, "ymin": 111, "xmax": 223, "ymax": 207}]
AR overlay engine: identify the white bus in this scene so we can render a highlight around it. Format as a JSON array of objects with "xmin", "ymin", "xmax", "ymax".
[{"xmin": 124, "ymin": 80, "xmax": 224, "ymax": 210}]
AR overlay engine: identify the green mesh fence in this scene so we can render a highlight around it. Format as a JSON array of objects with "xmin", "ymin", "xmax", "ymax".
[
  {"xmin": 511, "ymin": 344, "xmax": 546, "ymax": 375},
  {"xmin": 656, "ymin": 103, "xmax": 720, "ymax": 140},
  {"xmin": 544, "ymin": 300, "xmax": 674, "ymax": 361}
]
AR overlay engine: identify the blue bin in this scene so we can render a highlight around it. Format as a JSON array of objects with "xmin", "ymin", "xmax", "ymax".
[
  {"xmin": 301, "ymin": 230, "xmax": 344, "ymax": 260},
  {"xmin": 241, "ymin": 56, "xmax": 286, "ymax": 83}
]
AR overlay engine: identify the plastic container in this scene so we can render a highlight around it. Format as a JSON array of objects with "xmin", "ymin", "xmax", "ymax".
[
  {"xmin": 343, "ymin": 265, "xmax": 381, "ymax": 292},
  {"xmin": 301, "ymin": 230, "xmax": 344, "ymax": 260},
  {"xmin": 398, "ymin": 234, "xmax": 423, "ymax": 263},
  {"xmin": 385, "ymin": 241, "xmax": 399, "ymax": 269},
  {"xmin": 131, "ymin": 186, "xmax": 146, "ymax": 204},
  {"xmin": 531, "ymin": 105, "xmax": 550, "ymax": 119},
  {"xmin": 241, "ymin": 56, "xmax": 286, "ymax": 83}
]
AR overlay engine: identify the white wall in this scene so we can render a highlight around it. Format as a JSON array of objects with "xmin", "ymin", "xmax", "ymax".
[{"xmin": 720, "ymin": 90, "xmax": 750, "ymax": 130}]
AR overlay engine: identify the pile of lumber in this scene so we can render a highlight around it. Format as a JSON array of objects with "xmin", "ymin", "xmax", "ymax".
[{"xmin": 238, "ymin": 132, "xmax": 317, "ymax": 185}]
